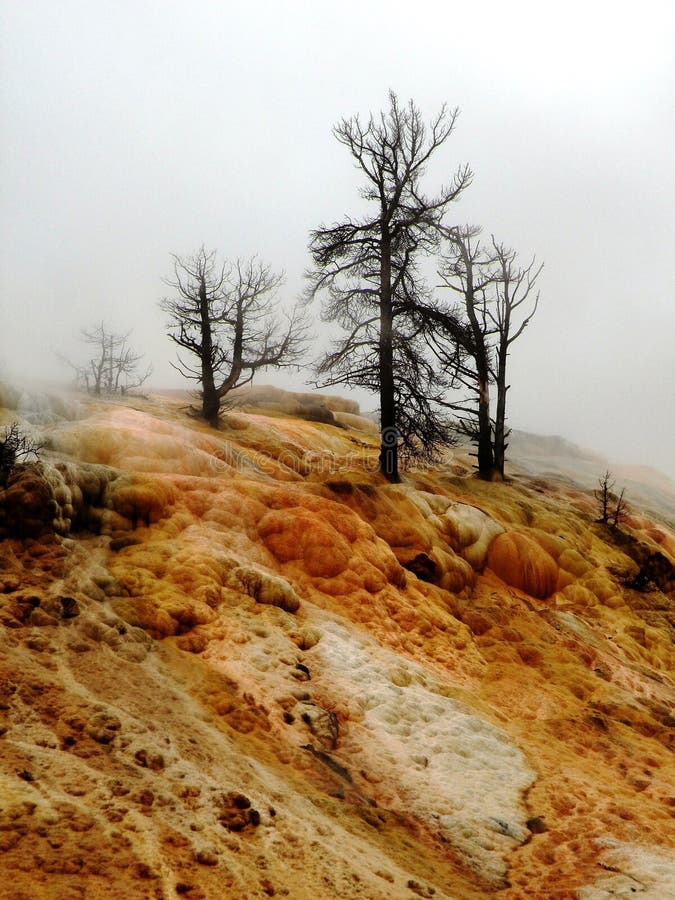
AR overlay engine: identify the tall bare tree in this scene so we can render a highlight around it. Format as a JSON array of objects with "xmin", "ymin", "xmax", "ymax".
[
  {"xmin": 433, "ymin": 229, "xmax": 541, "ymax": 480},
  {"xmin": 307, "ymin": 91, "xmax": 472, "ymax": 481},
  {"xmin": 160, "ymin": 248, "xmax": 307, "ymax": 427},
  {"xmin": 436, "ymin": 226, "xmax": 496, "ymax": 477},
  {"xmin": 488, "ymin": 238, "xmax": 541, "ymax": 474},
  {"xmin": 62, "ymin": 323, "xmax": 152, "ymax": 396}
]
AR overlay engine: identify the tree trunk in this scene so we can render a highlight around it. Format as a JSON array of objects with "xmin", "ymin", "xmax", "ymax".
[
  {"xmin": 379, "ymin": 235, "xmax": 399, "ymax": 482},
  {"xmin": 492, "ymin": 341, "xmax": 509, "ymax": 477},
  {"xmin": 216, "ymin": 299, "xmax": 244, "ymax": 402},
  {"xmin": 198, "ymin": 276, "xmax": 220, "ymax": 428},
  {"xmin": 476, "ymin": 373, "xmax": 494, "ymax": 479},
  {"xmin": 463, "ymin": 264, "xmax": 494, "ymax": 480}
]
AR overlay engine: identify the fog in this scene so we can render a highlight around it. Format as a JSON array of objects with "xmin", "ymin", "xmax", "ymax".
[{"xmin": 1, "ymin": 1, "xmax": 673, "ymax": 476}]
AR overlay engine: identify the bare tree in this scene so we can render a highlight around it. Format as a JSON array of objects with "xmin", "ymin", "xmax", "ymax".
[
  {"xmin": 487, "ymin": 237, "xmax": 542, "ymax": 475},
  {"xmin": 595, "ymin": 470, "xmax": 614, "ymax": 523},
  {"xmin": 307, "ymin": 91, "xmax": 472, "ymax": 481},
  {"xmin": 595, "ymin": 470, "xmax": 627, "ymax": 527},
  {"xmin": 433, "ymin": 229, "xmax": 541, "ymax": 480},
  {"xmin": 0, "ymin": 422, "xmax": 42, "ymax": 487},
  {"xmin": 436, "ymin": 226, "xmax": 496, "ymax": 478},
  {"xmin": 160, "ymin": 248, "xmax": 307, "ymax": 427},
  {"xmin": 62, "ymin": 323, "xmax": 152, "ymax": 396},
  {"xmin": 612, "ymin": 487, "xmax": 627, "ymax": 528}
]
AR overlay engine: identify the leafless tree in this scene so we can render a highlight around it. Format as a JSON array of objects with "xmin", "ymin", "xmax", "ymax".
[
  {"xmin": 595, "ymin": 470, "xmax": 628, "ymax": 527},
  {"xmin": 62, "ymin": 323, "xmax": 152, "ymax": 396},
  {"xmin": 435, "ymin": 226, "xmax": 496, "ymax": 477},
  {"xmin": 0, "ymin": 422, "xmax": 42, "ymax": 487},
  {"xmin": 595, "ymin": 470, "xmax": 614, "ymax": 523},
  {"xmin": 611, "ymin": 487, "xmax": 627, "ymax": 528},
  {"xmin": 307, "ymin": 91, "xmax": 472, "ymax": 481},
  {"xmin": 487, "ymin": 237, "xmax": 542, "ymax": 475},
  {"xmin": 160, "ymin": 248, "xmax": 307, "ymax": 427},
  {"xmin": 432, "ymin": 229, "xmax": 541, "ymax": 480}
]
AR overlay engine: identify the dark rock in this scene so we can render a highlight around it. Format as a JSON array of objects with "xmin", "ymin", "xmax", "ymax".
[
  {"xmin": 136, "ymin": 863, "xmax": 158, "ymax": 879},
  {"xmin": 407, "ymin": 880, "xmax": 435, "ymax": 897},
  {"xmin": 217, "ymin": 792, "xmax": 261, "ymax": 831},
  {"xmin": 134, "ymin": 749, "xmax": 165, "ymax": 770},
  {"xmin": 526, "ymin": 816, "xmax": 549, "ymax": 834},
  {"xmin": 60, "ymin": 596, "xmax": 80, "ymax": 618},
  {"xmin": 228, "ymin": 792, "xmax": 251, "ymax": 810},
  {"xmin": 295, "ymin": 662, "xmax": 311, "ymax": 679},
  {"xmin": 109, "ymin": 535, "xmax": 142, "ymax": 552}
]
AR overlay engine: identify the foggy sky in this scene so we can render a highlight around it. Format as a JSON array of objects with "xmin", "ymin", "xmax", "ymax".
[{"xmin": 1, "ymin": 1, "xmax": 673, "ymax": 476}]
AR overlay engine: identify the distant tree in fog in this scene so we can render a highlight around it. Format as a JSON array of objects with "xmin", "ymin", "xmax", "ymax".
[
  {"xmin": 595, "ymin": 470, "xmax": 627, "ymax": 527},
  {"xmin": 61, "ymin": 323, "xmax": 152, "ymax": 396},
  {"xmin": 431, "ymin": 229, "xmax": 542, "ymax": 481},
  {"xmin": 160, "ymin": 248, "xmax": 307, "ymax": 427},
  {"xmin": 307, "ymin": 91, "xmax": 472, "ymax": 482}
]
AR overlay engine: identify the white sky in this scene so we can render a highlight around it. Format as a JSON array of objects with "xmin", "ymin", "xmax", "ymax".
[{"xmin": 1, "ymin": 0, "xmax": 673, "ymax": 475}]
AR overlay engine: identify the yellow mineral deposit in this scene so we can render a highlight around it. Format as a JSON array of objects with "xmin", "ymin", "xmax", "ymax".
[{"xmin": 0, "ymin": 389, "xmax": 673, "ymax": 899}]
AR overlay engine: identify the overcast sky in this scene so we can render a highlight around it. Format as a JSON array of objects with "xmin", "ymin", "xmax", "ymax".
[{"xmin": 1, "ymin": 0, "xmax": 673, "ymax": 475}]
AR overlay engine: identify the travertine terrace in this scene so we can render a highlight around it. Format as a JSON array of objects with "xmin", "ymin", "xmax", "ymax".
[{"xmin": 0, "ymin": 386, "xmax": 673, "ymax": 899}]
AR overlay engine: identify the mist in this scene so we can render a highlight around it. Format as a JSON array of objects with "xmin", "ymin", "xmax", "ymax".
[{"xmin": 1, "ymin": 0, "xmax": 673, "ymax": 476}]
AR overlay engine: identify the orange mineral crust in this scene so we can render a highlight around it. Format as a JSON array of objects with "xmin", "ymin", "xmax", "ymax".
[{"xmin": 0, "ymin": 390, "xmax": 673, "ymax": 898}]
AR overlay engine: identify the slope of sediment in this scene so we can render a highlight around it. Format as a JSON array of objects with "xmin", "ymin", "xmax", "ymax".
[{"xmin": 0, "ymin": 388, "xmax": 673, "ymax": 899}]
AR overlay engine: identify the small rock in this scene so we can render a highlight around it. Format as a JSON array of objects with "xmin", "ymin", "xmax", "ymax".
[
  {"xmin": 60, "ymin": 596, "xmax": 80, "ymax": 618},
  {"xmin": 136, "ymin": 863, "xmax": 158, "ymax": 879},
  {"xmin": 526, "ymin": 816, "xmax": 548, "ymax": 834},
  {"xmin": 109, "ymin": 535, "xmax": 141, "ymax": 552},
  {"xmin": 134, "ymin": 749, "xmax": 165, "ymax": 770},
  {"xmin": 194, "ymin": 849, "xmax": 218, "ymax": 866},
  {"xmin": 28, "ymin": 608, "xmax": 58, "ymax": 627},
  {"xmin": 85, "ymin": 712, "xmax": 121, "ymax": 744},
  {"xmin": 228, "ymin": 793, "xmax": 251, "ymax": 810},
  {"xmin": 407, "ymin": 879, "xmax": 435, "ymax": 898}
]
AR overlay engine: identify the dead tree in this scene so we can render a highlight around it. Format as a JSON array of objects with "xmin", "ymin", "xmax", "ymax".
[
  {"xmin": 307, "ymin": 91, "xmax": 472, "ymax": 481},
  {"xmin": 487, "ymin": 237, "xmax": 542, "ymax": 475},
  {"xmin": 160, "ymin": 248, "xmax": 307, "ymax": 427},
  {"xmin": 62, "ymin": 323, "xmax": 152, "ymax": 396},
  {"xmin": 595, "ymin": 470, "xmax": 614, "ymax": 523},
  {"xmin": 434, "ymin": 229, "xmax": 541, "ymax": 480},
  {"xmin": 612, "ymin": 487, "xmax": 627, "ymax": 528},
  {"xmin": 595, "ymin": 471, "xmax": 628, "ymax": 527},
  {"xmin": 436, "ymin": 226, "xmax": 497, "ymax": 478},
  {"xmin": 0, "ymin": 423, "xmax": 42, "ymax": 487}
]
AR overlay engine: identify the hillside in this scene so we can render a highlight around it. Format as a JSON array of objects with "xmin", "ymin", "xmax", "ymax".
[{"xmin": 0, "ymin": 386, "xmax": 673, "ymax": 899}]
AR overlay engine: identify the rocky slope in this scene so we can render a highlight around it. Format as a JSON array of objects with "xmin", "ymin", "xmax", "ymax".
[{"xmin": 0, "ymin": 387, "xmax": 673, "ymax": 899}]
